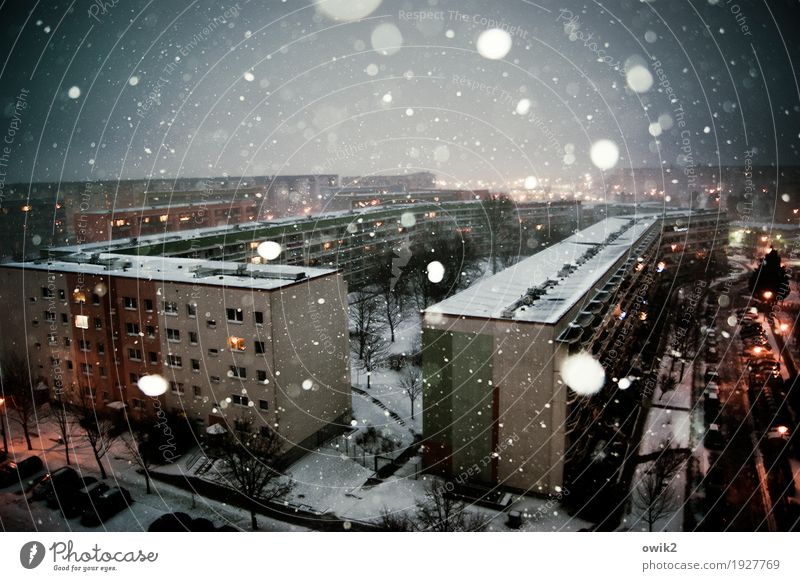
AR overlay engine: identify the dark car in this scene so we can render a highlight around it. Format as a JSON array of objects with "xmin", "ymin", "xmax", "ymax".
[
  {"xmin": 51, "ymin": 479, "xmax": 106, "ymax": 518},
  {"xmin": 0, "ymin": 456, "xmax": 44, "ymax": 488},
  {"xmin": 30, "ymin": 466, "xmax": 80, "ymax": 501},
  {"xmin": 148, "ymin": 512, "xmax": 195, "ymax": 532},
  {"xmin": 80, "ymin": 486, "xmax": 133, "ymax": 526},
  {"xmin": 705, "ymin": 424, "xmax": 725, "ymax": 450}
]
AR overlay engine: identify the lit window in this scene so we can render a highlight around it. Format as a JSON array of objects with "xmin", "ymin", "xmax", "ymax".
[
  {"xmin": 73, "ymin": 290, "xmax": 87, "ymax": 304},
  {"xmin": 75, "ymin": 315, "xmax": 89, "ymax": 329},
  {"xmin": 113, "ymin": 219, "xmax": 126, "ymax": 227},
  {"xmin": 159, "ymin": 214, "xmax": 169, "ymax": 223},
  {"xmin": 231, "ymin": 394, "xmax": 249, "ymax": 407},
  {"xmin": 228, "ymin": 336, "xmax": 246, "ymax": 351}
]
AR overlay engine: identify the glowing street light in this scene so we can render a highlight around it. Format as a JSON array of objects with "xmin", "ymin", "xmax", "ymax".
[{"xmin": 762, "ymin": 291, "xmax": 773, "ymax": 300}]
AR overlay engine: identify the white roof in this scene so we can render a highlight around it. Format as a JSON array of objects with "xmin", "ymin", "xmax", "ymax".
[
  {"xmin": 427, "ymin": 216, "xmax": 659, "ymax": 324},
  {"xmin": 2, "ymin": 253, "xmax": 336, "ymax": 291}
]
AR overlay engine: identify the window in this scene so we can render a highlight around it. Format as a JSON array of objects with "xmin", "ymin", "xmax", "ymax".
[
  {"xmin": 44, "ymin": 310, "xmax": 56, "ymax": 323},
  {"xmin": 126, "ymin": 322, "xmax": 140, "ymax": 336},
  {"xmin": 254, "ymin": 311, "xmax": 264, "ymax": 325},
  {"xmin": 206, "ymin": 319, "xmax": 217, "ymax": 329},
  {"xmin": 79, "ymin": 339, "xmax": 91, "ymax": 352},
  {"xmin": 80, "ymin": 363, "xmax": 92, "ymax": 375},
  {"xmin": 129, "ymin": 373, "xmax": 140, "ymax": 385},
  {"xmin": 191, "ymin": 359, "xmax": 200, "ymax": 372},
  {"xmin": 144, "ymin": 299, "xmax": 154, "ymax": 312},
  {"xmin": 47, "ymin": 333, "xmax": 58, "ymax": 345},
  {"xmin": 148, "ymin": 352, "xmax": 158, "ymax": 364},
  {"xmin": 187, "ymin": 303, "xmax": 197, "ymax": 318},
  {"xmin": 170, "ymin": 381, "xmax": 185, "ymax": 395},
  {"xmin": 58, "ymin": 289, "xmax": 66, "ymax": 300},
  {"xmin": 226, "ymin": 308, "xmax": 243, "ymax": 323},
  {"xmin": 75, "ymin": 315, "xmax": 89, "ymax": 329},
  {"xmin": 229, "ymin": 365, "xmax": 246, "ymax": 379},
  {"xmin": 64, "ymin": 337, "xmax": 72, "ymax": 348},
  {"xmin": 92, "ymin": 293, "xmax": 100, "ymax": 306},
  {"xmin": 97, "ymin": 343, "xmax": 105, "ymax": 356},
  {"xmin": 94, "ymin": 317, "xmax": 102, "ymax": 330},
  {"xmin": 61, "ymin": 313, "xmax": 68, "ymax": 324},
  {"xmin": 167, "ymin": 354, "xmax": 182, "ymax": 368},
  {"xmin": 208, "ymin": 348, "xmax": 219, "ymax": 356},
  {"xmin": 255, "ymin": 341, "xmax": 266, "ymax": 354},
  {"xmin": 228, "ymin": 336, "xmax": 246, "ymax": 351},
  {"xmin": 257, "ymin": 370, "xmax": 268, "ymax": 382},
  {"xmin": 41, "ymin": 286, "xmax": 54, "ymax": 298},
  {"xmin": 193, "ymin": 385, "xmax": 202, "ymax": 398},
  {"xmin": 146, "ymin": 325, "xmax": 156, "ymax": 338},
  {"xmin": 259, "ymin": 399, "xmax": 269, "ymax": 411},
  {"xmin": 189, "ymin": 331, "xmax": 198, "ymax": 344},
  {"xmin": 163, "ymin": 301, "xmax": 178, "ymax": 315},
  {"xmin": 166, "ymin": 328, "xmax": 181, "ymax": 342},
  {"xmin": 210, "ymin": 375, "xmax": 221, "ymax": 383},
  {"xmin": 124, "ymin": 297, "xmax": 137, "ymax": 310},
  {"xmin": 73, "ymin": 291, "xmax": 86, "ymax": 304},
  {"xmin": 128, "ymin": 348, "xmax": 142, "ymax": 361},
  {"xmin": 66, "ymin": 360, "xmax": 73, "ymax": 370},
  {"xmin": 99, "ymin": 366, "xmax": 107, "ymax": 378},
  {"xmin": 159, "ymin": 214, "xmax": 168, "ymax": 223},
  {"xmin": 132, "ymin": 399, "xmax": 145, "ymax": 411},
  {"xmin": 231, "ymin": 394, "xmax": 249, "ymax": 407}
]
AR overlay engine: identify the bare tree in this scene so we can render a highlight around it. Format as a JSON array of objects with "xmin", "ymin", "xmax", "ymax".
[
  {"xmin": 0, "ymin": 352, "xmax": 38, "ymax": 450},
  {"xmin": 121, "ymin": 419, "xmax": 158, "ymax": 494},
  {"xmin": 207, "ymin": 418, "xmax": 293, "ymax": 530},
  {"xmin": 399, "ymin": 365, "xmax": 423, "ymax": 420},
  {"xmin": 47, "ymin": 395, "xmax": 76, "ymax": 465},
  {"xmin": 378, "ymin": 281, "xmax": 403, "ymax": 343},
  {"xmin": 415, "ymin": 484, "xmax": 488, "ymax": 531},
  {"xmin": 358, "ymin": 330, "xmax": 388, "ymax": 390},
  {"xmin": 633, "ymin": 443, "xmax": 685, "ymax": 531},
  {"xmin": 350, "ymin": 293, "xmax": 381, "ymax": 359},
  {"xmin": 378, "ymin": 507, "xmax": 414, "ymax": 531},
  {"xmin": 73, "ymin": 402, "xmax": 121, "ymax": 479}
]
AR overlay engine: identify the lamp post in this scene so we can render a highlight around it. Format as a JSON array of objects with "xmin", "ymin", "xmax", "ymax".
[{"xmin": 0, "ymin": 397, "xmax": 7, "ymax": 454}]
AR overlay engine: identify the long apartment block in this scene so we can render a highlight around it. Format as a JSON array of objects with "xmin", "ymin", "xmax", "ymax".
[{"xmin": 0, "ymin": 254, "xmax": 352, "ymax": 454}]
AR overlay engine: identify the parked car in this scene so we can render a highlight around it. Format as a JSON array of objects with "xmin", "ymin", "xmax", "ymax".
[
  {"xmin": 0, "ymin": 456, "xmax": 44, "ymax": 488},
  {"xmin": 704, "ymin": 392, "xmax": 720, "ymax": 420},
  {"xmin": 705, "ymin": 424, "xmax": 725, "ymax": 450},
  {"xmin": 80, "ymin": 486, "xmax": 133, "ymax": 526},
  {"xmin": 51, "ymin": 479, "xmax": 106, "ymax": 518},
  {"xmin": 704, "ymin": 367, "xmax": 720, "ymax": 383},
  {"xmin": 30, "ymin": 466, "xmax": 80, "ymax": 501}
]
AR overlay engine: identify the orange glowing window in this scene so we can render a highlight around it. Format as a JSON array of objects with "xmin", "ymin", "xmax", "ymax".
[{"xmin": 228, "ymin": 336, "xmax": 246, "ymax": 351}]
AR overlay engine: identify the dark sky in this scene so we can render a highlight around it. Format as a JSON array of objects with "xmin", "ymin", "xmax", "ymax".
[{"xmin": 1, "ymin": 0, "xmax": 798, "ymax": 189}]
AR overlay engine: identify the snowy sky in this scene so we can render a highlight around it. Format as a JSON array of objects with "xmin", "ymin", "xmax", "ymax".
[{"xmin": 1, "ymin": 0, "xmax": 798, "ymax": 186}]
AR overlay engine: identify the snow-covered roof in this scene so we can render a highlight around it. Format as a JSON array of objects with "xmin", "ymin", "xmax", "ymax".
[
  {"xmin": 2, "ymin": 253, "xmax": 336, "ymax": 291},
  {"xmin": 426, "ymin": 215, "xmax": 660, "ymax": 325}
]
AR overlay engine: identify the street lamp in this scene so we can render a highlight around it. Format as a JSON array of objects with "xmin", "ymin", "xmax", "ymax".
[
  {"xmin": 762, "ymin": 290, "xmax": 773, "ymax": 301},
  {"xmin": 0, "ymin": 397, "xmax": 7, "ymax": 454}
]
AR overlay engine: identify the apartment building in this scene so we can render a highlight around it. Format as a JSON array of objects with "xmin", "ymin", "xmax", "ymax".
[{"xmin": 0, "ymin": 254, "xmax": 351, "ymax": 454}]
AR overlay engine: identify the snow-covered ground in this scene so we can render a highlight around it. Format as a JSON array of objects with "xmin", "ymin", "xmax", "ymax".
[{"xmin": 0, "ymin": 423, "xmax": 304, "ymax": 532}]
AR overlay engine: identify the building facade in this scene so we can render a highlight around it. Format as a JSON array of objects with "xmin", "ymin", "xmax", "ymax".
[{"xmin": 0, "ymin": 254, "xmax": 351, "ymax": 455}]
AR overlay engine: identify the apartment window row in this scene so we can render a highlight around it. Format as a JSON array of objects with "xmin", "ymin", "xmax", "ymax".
[{"xmin": 230, "ymin": 394, "xmax": 269, "ymax": 411}]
